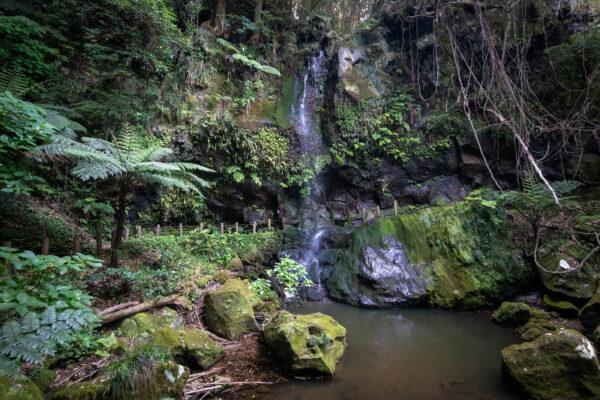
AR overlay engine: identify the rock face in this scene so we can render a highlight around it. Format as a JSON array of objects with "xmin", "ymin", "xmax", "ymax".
[
  {"xmin": 352, "ymin": 236, "xmax": 431, "ymax": 306},
  {"xmin": 263, "ymin": 311, "xmax": 346, "ymax": 376},
  {"xmin": 501, "ymin": 329, "xmax": 600, "ymax": 400},
  {"xmin": 204, "ymin": 278, "xmax": 258, "ymax": 339},
  {"xmin": 580, "ymin": 285, "xmax": 600, "ymax": 331},
  {"xmin": 0, "ymin": 376, "xmax": 44, "ymax": 400},
  {"xmin": 327, "ymin": 202, "xmax": 532, "ymax": 308}
]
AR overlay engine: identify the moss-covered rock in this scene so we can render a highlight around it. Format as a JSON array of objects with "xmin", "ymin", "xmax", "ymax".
[
  {"xmin": 543, "ymin": 293, "xmax": 579, "ymax": 317},
  {"xmin": 327, "ymin": 202, "xmax": 532, "ymax": 308},
  {"xmin": 0, "ymin": 376, "xmax": 44, "ymax": 400},
  {"xmin": 47, "ymin": 382, "xmax": 102, "ymax": 400},
  {"xmin": 119, "ymin": 307, "xmax": 183, "ymax": 340},
  {"xmin": 114, "ymin": 361, "xmax": 189, "ymax": 400},
  {"xmin": 539, "ymin": 240, "xmax": 598, "ymax": 300},
  {"xmin": 153, "ymin": 326, "xmax": 225, "ymax": 370},
  {"xmin": 492, "ymin": 302, "xmax": 538, "ymax": 326},
  {"xmin": 28, "ymin": 367, "xmax": 55, "ymax": 393},
  {"xmin": 204, "ymin": 278, "xmax": 258, "ymax": 339},
  {"xmin": 501, "ymin": 329, "xmax": 600, "ymax": 400},
  {"xmin": 579, "ymin": 284, "xmax": 600, "ymax": 331},
  {"xmin": 262, "ymin": 311, "xmax": 347, "ymax": 376}
]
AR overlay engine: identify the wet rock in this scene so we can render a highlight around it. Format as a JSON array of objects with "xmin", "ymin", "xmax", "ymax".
[
  {"xmin": 0, "ymin": 376, "xmax": 44, "ymax": 400},
  {"xmin": 263, "ymin": 311, "xmax": 346, "ymax": 376},
  {"xmin": 204, "ymin": 278, "xmax": 258, "ymax": 339},
  {"xmin": 501, "ymin": 329, "xmax": 600, "ymax": 400},
  {"xmin": 153, "ymin": 326, "xmax": 225, "ymax": 370}
]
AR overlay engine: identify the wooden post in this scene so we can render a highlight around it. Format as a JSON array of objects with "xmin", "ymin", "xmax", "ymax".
[
  {"xmin": 235, "ymin": 222, "xmax": 239, "ymax": 233},
  {"xmin": 394, "ymin": 200, "xmax": 398, "ymax": 216},
  {"xmin": 96, "ymin": 232, "xmax": 102, "ymax": 255},
  {"xmin": 41, "ymin": 232, "xmax": 49, "ymax": 255},
  {"xmin": 376, "ymin": 205, "xmax": 380, "ymax": 217},
  {"xmin": 179, "ymin": 223, "xmax": 183, "ymax": 237},
  {"xmin": 282, "ymin": 216, "xmax": 286, "ymax": 229},
  {"xmin": 267, "ymin": 218, "xmax": 271, "ymax": 230},
  {"xmin": 252, "ymin": 221, "xmax": 256, "ymax": 234},
  {"xmin": 362, "ymin": 208, "xmax": 366, "ymax": 223},
  {"xmin": 156, "ymin": 225, "xmax": 160, "ymax": 236},
  {"xmin": 137, "ymin": 226, "xmax": 142, "ymax": 238},
  {"xmin": 220, "ymin": 222, "xmax": 224, "ymax": 235},
  {"xmin": 72, "ymin": 235, "xmax": 81, "ymax": 254},
  {"xmin": 199, "ymin": 222, "xmax": 203, "ymax": 232},
  {"xmin": 124, "ymin": 227, "xmax": 130, "ymax": 241}
]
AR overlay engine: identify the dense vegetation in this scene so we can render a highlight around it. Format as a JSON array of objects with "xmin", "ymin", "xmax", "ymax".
[{"xmin": 0, "ymin": 0, "xmax": 599, "ymax": 399}]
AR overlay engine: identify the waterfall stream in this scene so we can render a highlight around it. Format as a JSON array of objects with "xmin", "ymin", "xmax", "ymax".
[{"xmin": 290, "ymin": 51, "xmax": 329, "ymax": 295}]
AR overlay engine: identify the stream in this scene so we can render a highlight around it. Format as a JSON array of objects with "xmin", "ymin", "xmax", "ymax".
[{"xmin": 261, "ymin": 301, "xmax": 525, "ymax": 400}]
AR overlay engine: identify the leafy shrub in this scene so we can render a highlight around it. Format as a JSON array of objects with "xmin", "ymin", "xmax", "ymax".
[
  {"xmin": 0, "ymin": 248, "xmax": 101, "ymax": 376},
  {"xmin": 265, "ymin": 257, "xmax": 313, "ymax": 296}
]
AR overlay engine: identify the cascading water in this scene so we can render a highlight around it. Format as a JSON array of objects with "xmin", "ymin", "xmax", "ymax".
[{"xmin": 290, "ymin": 51, "xmax": 329, "ymax": 296}]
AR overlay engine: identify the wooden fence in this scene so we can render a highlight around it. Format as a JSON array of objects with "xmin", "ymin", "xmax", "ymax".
[{"xmin": 24, "ymin": 201, "xmax": 402, "ymax": 256}]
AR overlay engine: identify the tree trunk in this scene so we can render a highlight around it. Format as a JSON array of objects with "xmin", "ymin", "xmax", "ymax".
[
  {"xmin": 213, "ymin": 0, "xmax": 226, "ymax": 36},
  {"xmin": 250, "ymin": 0, "xmax": 263, "ymax": 43},
  {"xmin": 109, "ymin": 181, "xmax": 129, "ymax": 268}
]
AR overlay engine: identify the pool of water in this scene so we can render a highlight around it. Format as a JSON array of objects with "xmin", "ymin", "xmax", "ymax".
[{"xmin": 260, "ymin": 301, "xmax": 524, "ymax": 400}]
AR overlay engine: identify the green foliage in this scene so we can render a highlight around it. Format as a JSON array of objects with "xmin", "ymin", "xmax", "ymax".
[
  {"xmin": 267, "ymin": 257, "xmax": 314, "ymax": 296},
  {"xmin": 217, "ymin": 39, "xmax": 280, "ymax": 76},
  {"xmin": 249, "ymin": 278, "xmax": 276, "ymax": 302},
  {"xmin": 0, "ymin": 248, "xmax": 101, "ymax": 375},
  {"xmin": 108, "ymin": 263, "xmax": 188, "ymax": 298}
]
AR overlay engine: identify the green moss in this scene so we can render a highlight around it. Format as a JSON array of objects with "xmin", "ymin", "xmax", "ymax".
[
  {"xmin": 0, "ymin": 376, "xmax": 44, "ymax": 400},
  {"xmin": 28, "ymin": 367, "xmax": 55, "ymax": 393},
  {"xmin": 213, "ymin": 270, "xmax": 229, "ymax": 284},
  {"xmin": 501, "ymin": 329, "xmax": 600, "ymax": 399},
  {"xmin": 152, "ymin": 326, "xmax": 225, "ymax": 370},
  {"xmin": 543, "ymin": 293, "xmax": 579, "ymax": 316},
  {"xmin": 492, "ymin": 302, "xmax": 536, "ymax": 326},
  {"xmin": 204, "ymin": 278, "xmax": 258, "ymax": 339},
  {"xmin": 119, "ymin": 308, "xmax": 182, "ymax": 339},
  {"xmin": 328, "ymin": 202, "xmax": 533, "ymax": 308},
  {"xmin": 263, "ymin": 311, "xmax": 347, "ymax": 376},
  {"xmin": 47, "ymin": 382, "xmax": 101, "ymax": 400}
]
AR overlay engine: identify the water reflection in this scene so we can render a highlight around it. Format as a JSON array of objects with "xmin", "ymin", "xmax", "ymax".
[{"xmin": 258, "ymin": 301, "xmax": 524, "ymax": 400}]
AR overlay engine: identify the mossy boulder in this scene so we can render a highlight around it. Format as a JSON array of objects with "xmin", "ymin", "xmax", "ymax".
[
  {"xmin": 492, "ymin": 302, "xmax": 539, "ymax": 326},
  {"xmin": 153, "ymin": 326, "xmax": 225, "ymax": 370},
  {"xmin": 501, "ymin": 329, "xmax": 600, "ymax": 400},
  {"xmin": 119, "ymin": 308, "xmax": 183, "ymax": 340},
  {"xmin": 262, "ymin": 311, "xmax": 347, "ymax": 376},
  {"xmin": 327, "ymin": 203, "xmax": 532, "ymax": 308},
  {"xmin": 579, "ymin": 284, "xmax": 600, "ymax": 331},
  {"xmin": 539, "ymin": 240, "xmax": 598, "ymax": 300},
  {"xmin": 48, "ymin": 382, "xmax": 102, "ymax": 400},
  {"xmin": 29, "ymin": 367, "xmax": 55, "ymax": 393},
  {"xmin": 543, "ymin": 293, "xmax": 579, "ymax": 317},
  {"xmin": 0, "ymin": 376, "xmax": 44, "ymax": 400},
  {"xmin": 204, "ymin": 278, "xmax": 258, "ymax": 339}
]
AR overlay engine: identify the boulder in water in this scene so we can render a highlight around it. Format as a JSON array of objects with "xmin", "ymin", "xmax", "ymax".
[
  {"xmin": 262, "ymin": 311, "xmax": 346, "ymax": 376},
  {"xmin": 204, "ymin": 278, "xmax": 258, "ymax": 339},
  {"xmin": 492, "ymin": 302, "xmax": 544, "ymax": 326},
  {"xmin": 501, "ymin": 329, "xmax": 600, "ymax": 400}
]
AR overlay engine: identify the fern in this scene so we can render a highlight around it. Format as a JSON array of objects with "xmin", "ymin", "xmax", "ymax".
[{"xmin": 0, "ymin": 68, "xmax": 28, "ymax": 97}]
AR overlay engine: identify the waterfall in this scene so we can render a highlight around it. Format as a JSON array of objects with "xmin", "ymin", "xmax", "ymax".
[{"xmin": 291, "ymin": 51, "xmax": 329, "ymax": 296}]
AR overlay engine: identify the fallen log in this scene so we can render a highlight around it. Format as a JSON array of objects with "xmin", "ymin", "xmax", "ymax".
[
  {"xmin": 97, "ymin": 301, "xmax": 140, "ymax": 316},
  {"xmin": 100, "ymin": 294, "xmax": 191, "ymax": 324}
]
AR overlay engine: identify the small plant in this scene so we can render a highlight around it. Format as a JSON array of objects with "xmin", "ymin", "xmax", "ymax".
[
  {"xmin": 95, "ymin": 333, "xmax": 118, "ymax": 357},
  {"xmin": 267, "ymin": 257, "xmax": 314, "ymax": 296},
  {"xmin": 249, "ymin": 278, "xmax": 276, "ymax": 301}
]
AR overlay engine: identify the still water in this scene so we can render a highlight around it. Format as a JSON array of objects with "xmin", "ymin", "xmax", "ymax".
[{"xmin": 261, "ymin": 301, "xmax": 524, "ymax": 400}]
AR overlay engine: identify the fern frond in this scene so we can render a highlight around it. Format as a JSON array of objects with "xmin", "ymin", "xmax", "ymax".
[{"xmin": 0, "ymin": 69, "xmax": 28, "ymax": 97}]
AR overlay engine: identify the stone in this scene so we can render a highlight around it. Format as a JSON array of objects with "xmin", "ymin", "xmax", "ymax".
[
  {"xmin": 228, "ymin": 256, "xmax": 243, "ymax": 271},
  {"xmin": 47, "ymin": 383, "xmax": 102, "ymax": 400},
  {"xmin": 501, "ymin": 329, "xmax": 600, "ymax": 400},
  {"xmin": 539, "ymin": 240, "xmax": 598, "ymax": 300},
  {"xmin": 580, "ymin": 284, "xmax": 600, "ymax": 331},
  {"xmin": 204, "ymin": 278, "xmax": 258, "ymax": 339},
  {"xmin": 491, "ymin": 302, "xmax": 540, "ymax": 326},
  {"xmin": 119, "ymin": 308, "xmax": 183, "ymax": 340},
  {"xmin": 153, "ymin": 326, "xmax": 225, "ymax": 370},
  {"xmin": 0, "ymin": 376, "xmax": 44, "ymax": 400},
  {"xmin": 543, "ymin": 293, "xmax": 579, "ymax": 317},
  {"xmin": 263, "ymin": 311, "xmax": 346, "ymax": 376}
]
